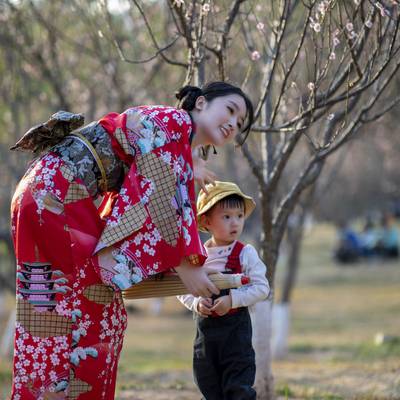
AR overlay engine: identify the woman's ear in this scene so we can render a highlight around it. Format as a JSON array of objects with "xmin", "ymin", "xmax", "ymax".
[{"xmin": 195, "ymin": 95, "xmax": 206, "ymax": 111}]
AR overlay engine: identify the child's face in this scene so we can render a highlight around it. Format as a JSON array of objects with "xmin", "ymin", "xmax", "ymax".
[{"xmin": 204, "ymin": 203, "xmax": 245, "ymax": 246}]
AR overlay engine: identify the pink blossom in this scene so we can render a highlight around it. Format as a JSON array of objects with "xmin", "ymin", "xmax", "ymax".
[
  {"xmin": 318, "ymin": 3, "xmax": 327, "ymax": 15},
  {"xmin": 349, "ymin": 31, "xmax": 358, "ymax": 39},
  {"xmin": 333, "ymin": 37, "xmax": 340, "ymax": 47},
  {"xmin": 312, "ymin": 22, "xmax": 321, "ymax": 33},
  {"xmin": 329, "ymin": 52, "xmax": 336, "ymax": 60},
  {"xmin": 327, "ymin": 113, "xmax": 335, "ymax": 121},
  {"xmin": 307, "ymin": 82, "xmax": 315, "ymax": 91},
  {"xmin": 251, "ymin": 50, "xmax": 261, "ymax": 61},
  {"xmin": 346, "ymin": 22, "xmax": 354, "ymax": 31},
  {"xmin": 202, "ymin": 3, "xmax": 210, "ymax": 13},
  {"xmin": 365, "ymin": 20, "xmax": 373, "ymax": 28},
  {"xmin": 375, "ymin": 2, "xmax": 388, "ymax": 16},
  {"xmin": 257, "ymin": 22, "xmax": 265, "ymax": 32}
]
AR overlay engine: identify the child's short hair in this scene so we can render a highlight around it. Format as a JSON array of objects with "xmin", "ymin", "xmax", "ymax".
[{"xmin": 208, "ymin": 194, "xmax": 245, "ymax": 213}]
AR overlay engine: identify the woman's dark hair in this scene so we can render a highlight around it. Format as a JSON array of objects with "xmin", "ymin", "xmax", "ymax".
[{"xmin": 176, "ymin": 81, "xmax": 254, "ymax": 141}]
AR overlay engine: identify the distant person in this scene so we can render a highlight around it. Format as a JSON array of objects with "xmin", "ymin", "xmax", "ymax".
[
  {"xmin": 376, "ymin": 213, "xmax": 399, "ymax": 259},
  {"xmin": 333, "ymin": 221, "xmax": 361, "ymax": 264},
  {"xmin": 359, "ymin": 218, "xmax": 379, "ymax": 258},
  {"xmin": 178, "ymin": 181, "xmax": 270, "ymax": 400}
]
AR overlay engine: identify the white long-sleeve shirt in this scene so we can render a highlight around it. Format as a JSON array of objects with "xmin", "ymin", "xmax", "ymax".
[{"xmin": 177, "ymin": 241, "xmax": 270, "ymax": 314}]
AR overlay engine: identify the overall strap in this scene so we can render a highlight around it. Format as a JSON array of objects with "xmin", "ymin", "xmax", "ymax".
[
  {"xmin": 209, "ymin": 241, "xmax": 245, "ymax": 318},
  {"xmin": 224, "ymin": 241, "xmax": 245, "ymax": 274}
]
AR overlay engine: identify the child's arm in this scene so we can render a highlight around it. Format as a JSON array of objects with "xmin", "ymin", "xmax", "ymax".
[
  {"xmin": 177, "ymin": 294, "xmax": 200, "ymax": 312},
  {"xmin": 230, "ymin": 244, "xmax": 270, "ymax": 308},
  {"xmin": 177, "ymin": 294, "xmax": 213, "ymax": 316}
]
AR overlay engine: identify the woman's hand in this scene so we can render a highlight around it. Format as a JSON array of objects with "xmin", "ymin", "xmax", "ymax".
[
  {"xmin": 192, "ymin": 146, "xmax": 217, "ymax": 194},
  {"xmin": 175, "ymin": 262, "xmax": 220, "ymax": 298}
]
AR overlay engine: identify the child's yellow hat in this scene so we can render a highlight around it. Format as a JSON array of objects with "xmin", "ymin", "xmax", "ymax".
[{"xmin": 196, "ymin": 181, "xmax": 256, "ymax": 232}]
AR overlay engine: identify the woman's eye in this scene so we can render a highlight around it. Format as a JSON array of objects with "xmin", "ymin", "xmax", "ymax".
[
  {"xmin": 237, "ymin": 122, "xmax": 242, "ymax": 130},
  {"xmin": 227, "ymin": 106, "xmax": 234, "ymax": 114}
]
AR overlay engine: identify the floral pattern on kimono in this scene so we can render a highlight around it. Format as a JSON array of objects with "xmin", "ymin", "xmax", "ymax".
[
  {"xmin": 11, "ymin": 154, "xmax": 127, "ymax": 400},
  {"xmin": 96, "ymin": 106, "xmax": 207, "ymax": 290},
  {"xmin": 10, "ymin": 105, "xmax": 206, "ymax": 399}
]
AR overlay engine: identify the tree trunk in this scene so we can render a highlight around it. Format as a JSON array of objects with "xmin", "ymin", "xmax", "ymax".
[
  {"xmin": 281, "ymin": 211, "xmax": 306, "ymax": 304},
  {"xmin": 271, "ymin": 213, "xmax": 304, "ymax": 359},
  {"xmin": 252, "ymin": 93, "xmax": 277, "ymax": 398},
  {"xmin": 271, "ymin": 302, "xmax": 290, "ymax": 360},
  {"xmin": 273, "ymin": 188, "xmax": 315, "ymax": 359},
  {"xmin": 251, "ymin": 299, "xmax": 274, "ymax": 400},
  {"xmin": 252, "ymin": 225, "xmax": 279, "ymax": 399}
]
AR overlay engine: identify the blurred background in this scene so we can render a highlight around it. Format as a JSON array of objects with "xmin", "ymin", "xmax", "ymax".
[{"xmin": 0, "ymin": 1, "xmax": 399, "ymax": 399}]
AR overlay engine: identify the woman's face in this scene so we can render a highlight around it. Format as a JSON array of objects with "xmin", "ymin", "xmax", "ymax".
[{"xmin": 192, "ymin": 94, "xmax": 247, "ymax": 147}]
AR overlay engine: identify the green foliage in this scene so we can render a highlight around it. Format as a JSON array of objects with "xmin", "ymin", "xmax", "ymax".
[{"xmin": 276, "ymin": 383, "xmax": 296, "ymax": 397}]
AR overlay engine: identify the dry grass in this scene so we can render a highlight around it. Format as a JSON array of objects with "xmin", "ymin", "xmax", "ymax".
[
  {"xmin": 273, "ymin": 223, "xmax": 400, "ymax": 399},
  {"xmin": 0, "ymin": 223, "xmax": 399, "ymax": 399}
]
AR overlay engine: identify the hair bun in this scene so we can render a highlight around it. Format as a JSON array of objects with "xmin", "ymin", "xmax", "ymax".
[
  {"xmin": 175, "ymin": 85, "xmax": 202, "ymax": 100},
  {"xmin": 175, "ymin": 85, "xmax": 203, "ymax": 111}
]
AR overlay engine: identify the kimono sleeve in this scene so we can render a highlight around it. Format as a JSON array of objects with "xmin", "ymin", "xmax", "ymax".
[{"xmin": 93, "ymin": 106, "xmax": 207, "ymax": 290}]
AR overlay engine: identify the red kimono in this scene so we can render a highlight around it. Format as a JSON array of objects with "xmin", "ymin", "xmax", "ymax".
[{"xmin": 10, "ymin": 106, "xmax": 206, "ymax": 399}]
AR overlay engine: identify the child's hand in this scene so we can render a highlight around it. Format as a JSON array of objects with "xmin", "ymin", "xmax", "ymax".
[
  {"xmin": 197, "ymin": 297, "xmax": 213, "ymax": 317},
  {"xmin": 210, "ymin": 294, "xmax": 232, "ymax": 316}
]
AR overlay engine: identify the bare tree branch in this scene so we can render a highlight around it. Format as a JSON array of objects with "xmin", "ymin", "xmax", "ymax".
[
  {"xmin": 269, "ymin": 5, "xmax": 312, "ymax": 127},
  {"xmin": 254, "ymin": 0, "xmax": 292, "ymax": 120},
  {"xmin": 130, "ymin": 0, "xmax": 187, "ymax": 67},
  {"xmin": 361, "ymin": 95, "xmax": 400, "ymax": 123},
  {"xmin": 239, "ymin": 141, "xmax": 264, "ymax": 186}
]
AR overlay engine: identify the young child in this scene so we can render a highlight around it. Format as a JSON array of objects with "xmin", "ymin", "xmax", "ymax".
[{"xmin": 178, "ymin": 181, "xmax": 270, "ymax": 400}]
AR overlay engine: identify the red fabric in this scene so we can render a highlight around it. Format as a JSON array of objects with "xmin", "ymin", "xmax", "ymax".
[
  {"xmin": 10, "ymin": 105, "xmax": 207, "ymax": 399},
  {"xmin": 210, "ymin": 241, "xmax": 245, "ymax": 318},
  {"xmin": 225, "ymin": 241, "xmax": 245, "ymax": 274},
  {"xmin": 11, "ymin": 155, "xmax": 127, "ymax": 399},
  {"xmin": 99, "ymin": 112, "xmax": 133, "ymax": 166},
  {"xmin": 94, "ymin": 106, "xmax": 207, "ymax": 289}
]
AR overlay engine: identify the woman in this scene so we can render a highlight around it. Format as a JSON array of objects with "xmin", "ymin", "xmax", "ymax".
[{"xmin": 10, "ymin": 81, "xmax": 254, "ymax": 399}]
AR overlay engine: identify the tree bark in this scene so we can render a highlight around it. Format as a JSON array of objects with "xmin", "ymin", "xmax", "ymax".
[
  {"xmin": 251, "ymin": 299, "xmax": 274, "ymax": 400},
  {"xmin": 273, "ymin": 188, "xmax": 315, "ymax": 359}
]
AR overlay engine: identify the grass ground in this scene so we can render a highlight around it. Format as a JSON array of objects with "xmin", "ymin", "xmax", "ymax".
[{"xmin": 0, "ymin": 223, "xmax": 399, "ymax": 399}]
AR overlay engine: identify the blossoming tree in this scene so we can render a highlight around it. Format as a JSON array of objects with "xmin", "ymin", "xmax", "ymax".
[{"xmin": 155, "ymin": 1, "xmax": 400, "ymax": 397}]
